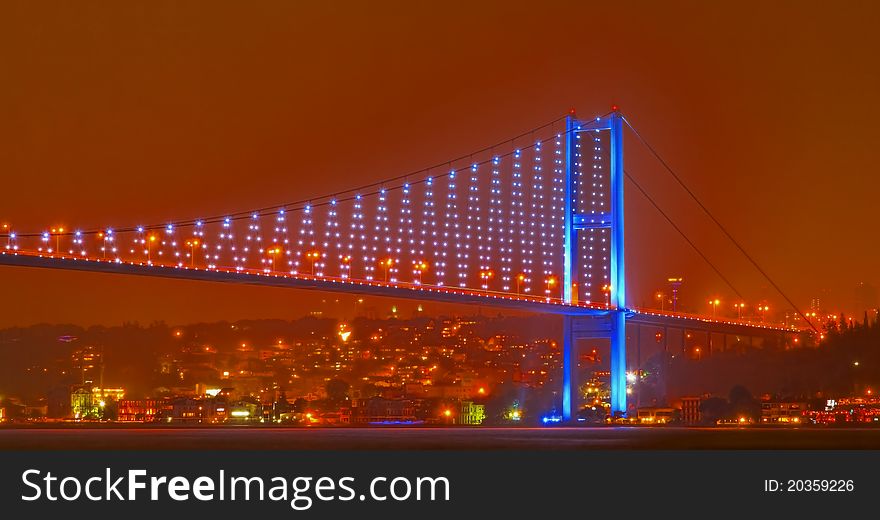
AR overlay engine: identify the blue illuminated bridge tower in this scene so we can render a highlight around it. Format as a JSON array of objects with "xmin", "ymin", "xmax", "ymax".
[{"xmin": 561, "ymin": 110, "xmax": 626, "ymax": 421}]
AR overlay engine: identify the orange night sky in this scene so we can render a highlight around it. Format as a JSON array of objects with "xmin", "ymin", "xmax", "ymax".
[{"xmin": 0, "ymin": 1, "xmax": 877, "ymax": 326}]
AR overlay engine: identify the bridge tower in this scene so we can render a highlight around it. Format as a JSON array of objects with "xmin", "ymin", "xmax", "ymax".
[{"xmin": 561, "ymin": 109, "xmax": 626, "ymax": 421}]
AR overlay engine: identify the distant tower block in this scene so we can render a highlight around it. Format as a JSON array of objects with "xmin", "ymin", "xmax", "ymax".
[{"xmin": 668, "ymin": 277, "xmax": 683, "ymax": 312}]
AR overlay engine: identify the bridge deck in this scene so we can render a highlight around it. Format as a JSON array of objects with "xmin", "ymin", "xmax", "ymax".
[
  {"xmin": 0, "ymin": 252, "xmax": 608, "ymax": 316},
  {"xmin": 0, "ymin": 251, "xmax": 801, "ymax": 334}
]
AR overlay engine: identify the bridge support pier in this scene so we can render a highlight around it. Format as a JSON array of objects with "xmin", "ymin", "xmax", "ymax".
[
  {"xmin": 562, "ymin": 315, "xmax": 575, "ymax": 422},
  {"xmin": 610, "ymin": 310, "xmax": 627, "ymax": 416},
  {"xmin": 562, "ymin": 311, "xmax": 627, "ymax": 423}
]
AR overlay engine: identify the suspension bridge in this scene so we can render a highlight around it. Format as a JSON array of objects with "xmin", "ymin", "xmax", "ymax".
[{"xmin": 0, "ymin": 108, "xmax": 805, "ymax": 420}]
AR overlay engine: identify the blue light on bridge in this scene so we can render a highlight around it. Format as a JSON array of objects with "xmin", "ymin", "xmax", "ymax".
[{"xmin": 541, "ymin": 414, "xmax": 563, "ymax": 425}]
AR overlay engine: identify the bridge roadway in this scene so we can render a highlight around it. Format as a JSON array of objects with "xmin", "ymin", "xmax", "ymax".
[{"xmin": 0, "ymin": 251, "xmax": 800, "ymax": 336}]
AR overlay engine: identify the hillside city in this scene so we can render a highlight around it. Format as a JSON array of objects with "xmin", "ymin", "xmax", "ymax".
[{"xmin": 1, "ymin": 298, "xmax": 879, "ymax": 427}]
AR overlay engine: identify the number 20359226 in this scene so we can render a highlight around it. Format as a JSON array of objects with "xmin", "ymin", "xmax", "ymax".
[{"xmin": 764, "ymin": 479, "xmax": 854, "ymax": 492}]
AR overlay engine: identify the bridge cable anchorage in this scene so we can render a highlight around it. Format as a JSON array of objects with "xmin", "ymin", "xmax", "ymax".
[
  {"xmin": 623, "ymin": 169, "xmax": 745, "ymax": 301},
  {"xmin": 621, "ymin": 115, "xmax": 818, "ymax": 335}
]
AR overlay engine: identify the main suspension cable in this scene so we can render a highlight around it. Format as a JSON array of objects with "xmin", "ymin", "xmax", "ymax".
[
  {"xmin": 624, "ymin": 168, "xmax": 745, "ymax": 301},
  {"xmin": 622, "ymin": 115, "xmax": 817, "ymax": 334}
]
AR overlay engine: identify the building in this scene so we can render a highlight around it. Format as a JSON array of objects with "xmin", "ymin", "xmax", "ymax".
[
  {"xmin": 809, "ymin": 397, "xmax": 880, "ymax": 424},
  {"xmin": 352, "ymin": 397, "xmax": 417, "ymax": 424},
  {"xmin": 459, "ymin": 401, "xmax": 485, "ymax": 425},
  {"xmin": 72, "ymin": 345, "xmax": 103, "ymax": 385},
  {"xmin": 761, "ymin": 402, "xmax": 806, "ymax": 424},
  {"xmin": 170, "ymin": 397, "xmax": 204, "ymax": 422},
  {"xmin": 228, "ymin": 398, "xmax": 262, "ymax": 421},
  {"xmin": 319, "ymin": 409, "xmax": 352, "ymax": 425},
  {"xmin": 70, "ymin": 385, "xmax": 99, "ymax": 419},
  {"xmin": 118, "ymin": 399, "xmax": 162, "ymax": 422},
  {"xmin": 92, "ymin": 387, "xmax": 125, "ymax": 404},
  {"xmin": 679, "ymin": 396, "xmax": 702, "ymax": 425},
  {"xmin": 636, "ymin": 407, "xmax": 677, "ymax": 424},
  {"xmin": 404, "ymin": 382, "xmax": 482, "ymax": 400}
]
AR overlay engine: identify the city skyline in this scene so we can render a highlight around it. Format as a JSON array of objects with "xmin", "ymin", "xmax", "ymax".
[{"xmin": 2, "ymin": 309, "xmax": 877, "ymax": 427}]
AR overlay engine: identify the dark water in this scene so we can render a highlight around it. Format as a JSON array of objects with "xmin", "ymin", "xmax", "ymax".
[{"xmin": 2, "ymin": 426, "xmax": 880, "ymax": 450}]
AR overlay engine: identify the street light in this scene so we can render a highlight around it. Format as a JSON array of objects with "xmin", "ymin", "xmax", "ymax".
[
  {"xmin": 2, "ymin": 224, "xmax": 14, "ymax": 251},
  {"xmin": 413, "ymin": 260, "xmax": 429, "ymax": 285},
  {"xmin": 266, "ymin": 247, "xmax": 282, "ymax": 272},
  {"xmin": 381, "ymin": 258, "xmax": 394, "ymax": 282},
  {"xmin": 306, "ymin": 250, "xmax": 321, "ymax": 275},
  {"xmin": 185, "ymin": 239, "xmax": 200, "ymax": 267},
  {"xmin": 50, "ymin": 227, "xmax": 65, "ymax": 253},
  {"xmin": 735, "ymin": 302, "xmax": 746, "ymax": 319},
  {"xmin": 708, "ymin": 298, "xmax": 720, "ymax": 318},
  {"xmin": 759, "ymin": 304, "xmax": 770, "ymax": 322},
  {"xmin": 480, "ymin": 269, "xmax": 494, "ymax": 290},
  {"xmin": 602, "ymin": 284, "xmax": 611, "ymax": 307},
  {"xmin": 515, "ymin": 273, "xmax": 526, "ymax": 295},
  {"xmin": 545, "ymin": 275, "xmax": 557, "ymax": 298},
  {"xmin": 341, "ymin": 255, "xmax": 352, "ymax": 278},
  {"xmin": 656, "ymin": 291, "xmax": 666, "ymax": 311},
  {"xmin": 147, "ymin": 234, "xmax": 157, "ymax": 263}
]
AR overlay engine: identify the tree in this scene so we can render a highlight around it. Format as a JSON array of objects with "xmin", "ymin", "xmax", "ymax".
[
  {"xmin": 325, "ymin": 378, "xmax": 350, "ymax": 403},
  {"xmin": 483, "ymin": 382, "xmax": 525, "ymax": 425},
  {"xmin": 728, "ymin": 385, "xmax": 761, "ymax": 421},
  {"xmin": 699, "ymin": 397, "xmax": 728, "ymax": 424},
  {"xmin": 359, "ymin": 383, "xmax": 379, "ymax": 399},
  {"xmin": 100, "ymin": 396, "xmax": 119, "ymax": 421},
  {"xmin": 274, "ymin": 392, "xmax": 291, "ymax": 418},
  {"xmin": 824, "ymin": 318, "xmax": 840, "ymax": 338}
]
